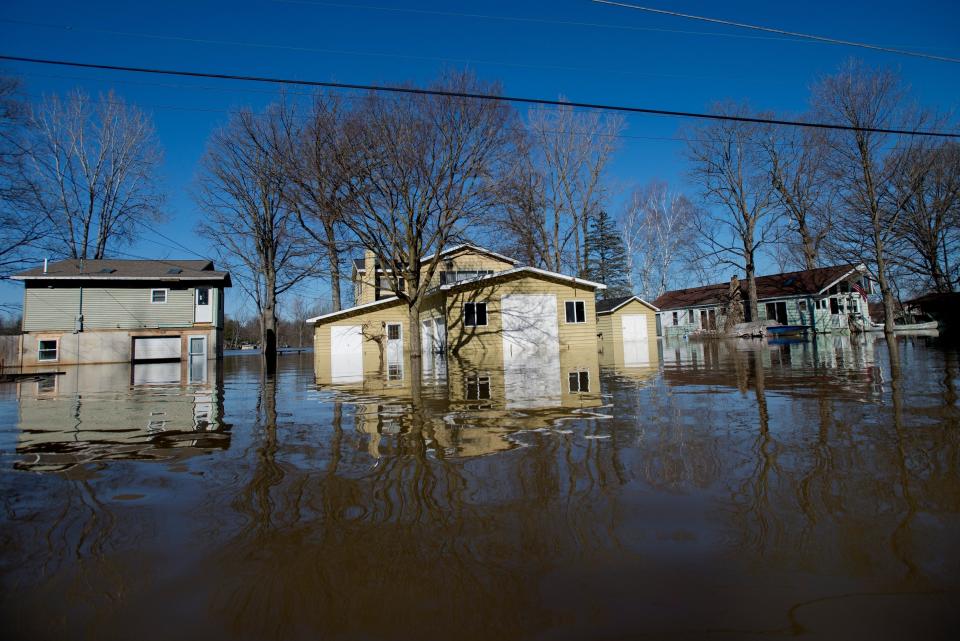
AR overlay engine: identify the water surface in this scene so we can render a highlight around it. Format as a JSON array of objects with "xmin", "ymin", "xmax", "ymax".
[{"xmin": 1, "ymin": 335, "xmax": 959, "ymax": 640}]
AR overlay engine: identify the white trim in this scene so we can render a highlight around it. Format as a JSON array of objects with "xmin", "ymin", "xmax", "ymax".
[
  {"xmin": 151, "ymin": 288, "xmax": 168, "ymax": 304},
  {"xmin": 816, "ymin": 264, "xmax": 866, "ymax": 296},
  {"xmin": 596, "ymin": 295, "xmax": 660, "ymax": 314},
  {"xmin": 463, "ymin": 301, "xmax": 488, "ymax": 327},
  {"xmin": 564, "ymin": 299, "xmax": 587, "ymax": 324},
  {"xmin": 37, "ymin": 337, "xmax": 59, "ymax": 362},
  {"xmin": 422, "ymin": 243, "xmax": 518, "ymax": 266},
  {"xmin": 12, "ymin": 275, "xmax": 227, "ymax": 282},
  {"xmin": 440, "ymin": 266, "xmax": 606, "ymax": 291},
  {"xmin": 307, "ymin": 296, "xmax": 401, "ymax": 323}
]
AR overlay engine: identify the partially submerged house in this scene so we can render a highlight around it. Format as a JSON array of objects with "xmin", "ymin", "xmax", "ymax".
[
  {"xmin": 596, "ymin": 295, "xmax": 660, "ymax": 369},
  {"xmin": 653, "ymin": 264, "xmax": 870, "ymax": 337},
  {"xmin": 11, "ymin": 259, "xmax": 230, "ymax": 367},
  {"xmin": 311, "ymin": 244, "xmax": 606, "ymax": 386}
]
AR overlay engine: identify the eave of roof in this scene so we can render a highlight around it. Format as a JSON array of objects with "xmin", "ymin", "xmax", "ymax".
[
  {"xmin": 439, "ymin": 266, "xmax": 605, "ymax": 291},
  {"xmin": 307, "ymin": 296, "xmax": 402, "ymax": 323},
  {"xmin": 596, "ymin": 295, "xmax": 660, "ymax": 314}
]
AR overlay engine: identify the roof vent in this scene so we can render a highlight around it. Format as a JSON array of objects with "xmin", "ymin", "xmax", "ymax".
[
  {"xmin": 783, "ymin": 277, "xmax": 796, "ymax": 286},
  {"xmin": 167, "ymin": 267, "xmax": 183, "ymax": 274},
  {"xmin": 98, "ymin": 267, "xmax": 116, "ymax": 274}
]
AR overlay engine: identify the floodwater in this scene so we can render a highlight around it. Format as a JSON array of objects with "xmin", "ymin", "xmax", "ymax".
[{"xmin": 1, "ymin": 335, "xmax": 959, "ymax": 640}]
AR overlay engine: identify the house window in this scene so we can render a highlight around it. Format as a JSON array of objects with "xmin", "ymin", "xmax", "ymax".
[
  {"xmin": 466, "ymin": 375, "xmax": 491, "ymax": 400},
  {"xmin": 464, "ymin": 302, "xmax": 487, "ymax": 327},
  {"xmin": 798, "ymin": 300, "xmax": 807, "ymax": 312},
  {"xmin": 441, "ymin": 270, "xmax": 494, "ymax": 285},
  {"xmin": 565, "ymin": 300, "xmax": 586, "ymax": 324},
  {"xmin": 387, "ymin": 363, "xmax": 403, "ymax": 380},
  {"xmin": 387, "ymin": 323, "xmax": 401, "ymax": 340},
  {"xmin": 568, "ymin": 371, "xmax": 590, "ymax": 393},
  {"xmin": 196, "ymin": 288, "xmax": 210, "ymax": 306},
  {"xmin": 830, "ymin": 298, "xmax": 840, "ymax": 315},
  {"xmin": 672, "ymin": 311, "xmax": 679, "ymax": 326},
  {"xmin": 688, "ymin": 309, "xmax": 695, "ymax": 323},
  {"xmin": 151, "ymin": 289, "xmax": 167, "ymax": 304},
  {"xmin": 38, "ymin": 338, "xmax": 58, "ymax": 362}
]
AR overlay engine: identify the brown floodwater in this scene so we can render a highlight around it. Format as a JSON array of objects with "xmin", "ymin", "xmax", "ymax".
[{"xmin": 1, "ymin": 334, "xmax": 959, "ymax": 640}]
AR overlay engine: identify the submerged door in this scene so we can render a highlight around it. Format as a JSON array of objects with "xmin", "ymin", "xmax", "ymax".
[
  {"xmin": 385, "ymin": 323, "xmax": 403, "ymax": 380},
  {"xmin": 195, "ymin": 288, "xmax": 213, "ymax": 323},
  {"xmin": 501, "ymin": 294, "xmax": 561, "ymax": 408},
  {"xmin": 188, "ymin": 335, "xmax": 208, "ymax": 383},
  {"xmin": 330, "ymin": 325, "xmax": 363, "ymax": 383},
  {"xmin": 621, "ymin": 314, "xmax": 650, "ymax": 366}
]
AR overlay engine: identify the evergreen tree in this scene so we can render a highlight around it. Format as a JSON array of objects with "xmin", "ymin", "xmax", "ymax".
[{"xmin": 584, "ymin": 210, "xmax": 631, "ymax": 298}]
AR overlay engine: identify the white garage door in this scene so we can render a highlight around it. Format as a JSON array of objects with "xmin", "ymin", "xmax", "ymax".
[
  {"xmin": 134, "ymin": 336, "xmax": 181, "ymax": 361},
  {"xmin": 330, "ymin": 325, "xmax": 363, "ymax": 383},
  {"xmin": 501, "ymin": 294, "xmax": 561, "ymax": 408},
  {"xmin": 621, "ymin": 315, "xmax": 650, "ymax": 366}
]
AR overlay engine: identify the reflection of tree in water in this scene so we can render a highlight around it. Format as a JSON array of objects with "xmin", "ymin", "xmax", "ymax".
[{"xmin": 204, "ymin": 368, "xmax": 631, "ymax": 640}]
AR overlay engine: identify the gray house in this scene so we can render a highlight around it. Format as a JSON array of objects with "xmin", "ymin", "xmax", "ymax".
[
  {"xmin": 653, "ymin": 264, "xmax": 870, "ymax": 337},
  {"xmin": 11, "ymin": 259, "xmax": 231, "ymax": 366}
]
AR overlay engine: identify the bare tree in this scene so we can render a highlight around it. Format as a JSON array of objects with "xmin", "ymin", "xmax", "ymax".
[
  {"xmin": 812, "ymin": 60, "xmax": 924, "ymax": 333},
  {"xmin": 282, "ymin": 94, "xmax": 359, "ymax": 312},
  {"xmin": 196, "ymin": 102, "xmax": 319, "ymax": 365},
  {"xmin": 0, "ymin": 73, "xmax": 45, "ymax": 273},
  {"xmin": 526, "ymin": 103, "xmax": 623, "ymax": 274},
  {"xmin": 762, "ymin": 124, "xmax": 832, "ymax": 271},
  {"xmin": 335, "ymin": 72, "xmax": 517, "ymax": 383},
  {"xmin": 491, "ymin": 133, "xmax": 549, "ymax": 267},
  {"xmin": 17, "ymin": 89, "xmax": 163, "ymax": 260},
  {"xmin": 621, "ymin": 180, "xmax": 699, "ymax": 299},
  {"xmin": 889, "ymin": 140, "xmax": 960, "ymax": 293},
  {"xmin": 686, "ymin": 102, "xmax": 779, "ymax": 322}
]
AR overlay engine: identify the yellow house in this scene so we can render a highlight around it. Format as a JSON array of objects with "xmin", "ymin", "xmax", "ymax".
[
  {"xmin": 310, "ymin": 244, "xmax": 606, "ymax": 388},
  {"xmin": 596, "ymin": 295, "xmax": 660, "ymax": 370}
]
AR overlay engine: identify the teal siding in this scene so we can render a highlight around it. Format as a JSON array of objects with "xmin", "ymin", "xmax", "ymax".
[
  {"xmin": 23, "ymin": 286, "xmax": 199, "ymax": 331},
  {"xmin": 82, "ymin": 287, "xmax": 194, "ymax": 329},
  {"xmin": 23, "ymin": 289, "xmax": 81, "ymax": 331}
]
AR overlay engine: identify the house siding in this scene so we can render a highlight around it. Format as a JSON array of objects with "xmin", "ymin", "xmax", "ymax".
[
  {"xmin": 597, "ymin": 300, "xmax": 659, "ymax": 369},
  {"xmin": 313, "ymin": 300, "xmax": 410, "ymax": 385},
  {"xmin": 22, "ymin": 288, "xmax": 82, "ymax": 332}
]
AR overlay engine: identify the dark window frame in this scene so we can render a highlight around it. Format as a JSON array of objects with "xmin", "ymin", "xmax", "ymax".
[{"xmin": 464, "ymin": 302, "xmax": 488, "ymax": 327}]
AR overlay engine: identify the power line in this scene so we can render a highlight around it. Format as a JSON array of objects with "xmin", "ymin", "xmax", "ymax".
[
  {"xmin": 273, "ymin": 0, "xmax": 944, "ymax": 50},
  {"xmin": 0, "ymin": 18, "xmax": 713, "ymax": 81},
  {"xmin": 2, "ymin": 53, "xmax": 958, "ymax": 138},
  {"xmin": 591, "ymin": 0, "xmax": 960, "ymax": 64}
]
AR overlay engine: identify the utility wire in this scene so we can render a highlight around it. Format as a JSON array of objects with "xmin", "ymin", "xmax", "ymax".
[
  {"xmin": 591, "ymin": 0, "xmax": 960, "ymax": 64},
  {"xmin": 2, "ymin": 53, "xmax": 958, "ymax": 138}
]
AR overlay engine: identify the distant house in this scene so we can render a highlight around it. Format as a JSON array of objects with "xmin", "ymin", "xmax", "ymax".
[
  {"xmin": 11, "ymin": 259, "xmax": 231, "ymax": 366},
  {"xmin": 596, "ymin": 295, "xmax": 660, "ymax": 369},
  {"xmin": 311, "ymin": 244, "xmax": 606, "ymax": 387},
  {"xmin": 904, "ymin": 292, "xmax": 960, "ymax": 331},
  {"xmin": 653, "ymin": 264, "xmax": 870, "ymax": 337}
]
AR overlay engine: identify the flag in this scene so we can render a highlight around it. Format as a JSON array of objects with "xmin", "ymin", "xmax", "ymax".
[{"xmin": 852, "ymin": 281, "xmax": 868, "ymax": 301}]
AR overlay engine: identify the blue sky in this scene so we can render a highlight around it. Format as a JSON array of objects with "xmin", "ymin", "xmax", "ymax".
[{"xmin": 2, "ymin": 0, "xmax": 958, "ymax": 315}]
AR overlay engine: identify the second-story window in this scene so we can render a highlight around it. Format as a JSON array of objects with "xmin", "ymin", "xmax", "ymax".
[
  {"xmin": 151, "ymin": 289, "xmax": 167, "ymax": 304},
  {"xmin": 565, "ymin": 300, "xmax": 586, "ymax": 324},
  {"xmin": 464, "ymin": 302, "xmax": 487, "ymax": 327}
]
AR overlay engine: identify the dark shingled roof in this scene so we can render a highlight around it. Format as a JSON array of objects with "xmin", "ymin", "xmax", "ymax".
[
  {"xmin": 596, "ymin": 295, "xmax": 634, "ymax": 314},
  {"xmin": 653, "ymin": 264, "xmax": 859, "ymax": 311},
  {"xmin": 12, "ymin": 259, "xmax": 231, "ymax": 285}
]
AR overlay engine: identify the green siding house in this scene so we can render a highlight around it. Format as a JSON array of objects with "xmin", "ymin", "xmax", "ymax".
[{"xmin": 11, "ymin": 259, "xmax": 231, "ymax": 366}]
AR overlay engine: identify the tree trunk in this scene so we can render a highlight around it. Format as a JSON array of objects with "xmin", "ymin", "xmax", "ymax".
[
  {"xmin": 745, "ymin": 258, "xmax": 759, "ymax": 323},
  {"xmin": 876, "ymin": 257, "xmax": 897, "ymax": 335},
  {"xmin": 407, "ymin": 301, "xmax": 422, "ymax": 404},
  {"xmin": 324, "ymin": 220, "xmax": 342, "ymax": 312},
  {"xmin": 262, "ymin": 271, "xmax": 278, "ymax": 369},
  {"xmin": 799, "ymin": 220, "xmax": 817, "ymax": 271}
]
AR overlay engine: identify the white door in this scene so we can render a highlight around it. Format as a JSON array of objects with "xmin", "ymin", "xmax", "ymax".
[
  {"xmin": 195, "ymin": 288, "xmax": 213, "ymax": 323},
  {"xmin": 621, "ymin": 315, "xmax": 650, "ymax": 366},
  {"xmin": 330, "ymin": 325, "xmax": 363, "ymax": 383},
  {"xmin": 134, "ymin": 336, "xmax": 181, "ymax": 361},
  {"xmin": 501, "ymin": 294, "xmax": 561, "ymax": 408},
  {"xmin": 386, "ymin": 323, "xmax": 403, "ymax": 379},
  {"xmin": 188, "ymin": 335, "xmax": 207, "ymax": 383}
]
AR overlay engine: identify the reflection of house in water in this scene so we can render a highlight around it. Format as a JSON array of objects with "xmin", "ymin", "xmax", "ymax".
[
  {"xmin": 326, "ymin": 347, "xmax": 604, "ymax": 460},
  {"xmin": 15, "ymin": 361, "xmax": 229, "ymax": 472}
]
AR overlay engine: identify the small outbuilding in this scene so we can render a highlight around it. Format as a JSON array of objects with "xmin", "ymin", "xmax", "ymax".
[{"xmin": 596, "ymin": 295, "xmax": 660, "ymax": 368}]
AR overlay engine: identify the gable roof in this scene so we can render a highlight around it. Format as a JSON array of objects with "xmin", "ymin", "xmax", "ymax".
[
  {"xmin": 307, "ymin": 296, "xmax": 402, "ymax": 323},
  {"xmin": 12, "ymin": 259, "xmax": 231, "ymax": 285},
  {"xmin": 596, "ymin": 295, "xmax": 659, "ymax": 314},
  {"xmin": 653, "ymin": 264, "xmax": 861, "ymax": 311},
  {"xmin": 351, "ymin": 243, "xmax": 518, "ymax": 273},
  {"xmin": 439, "ymin": 266, "xmax": 605, "ymax": 292}
]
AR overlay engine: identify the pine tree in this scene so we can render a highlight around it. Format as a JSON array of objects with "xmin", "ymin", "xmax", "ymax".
[{"xmin": 584, "ymin": 210, "xmax": 631, "ymax": 299}]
